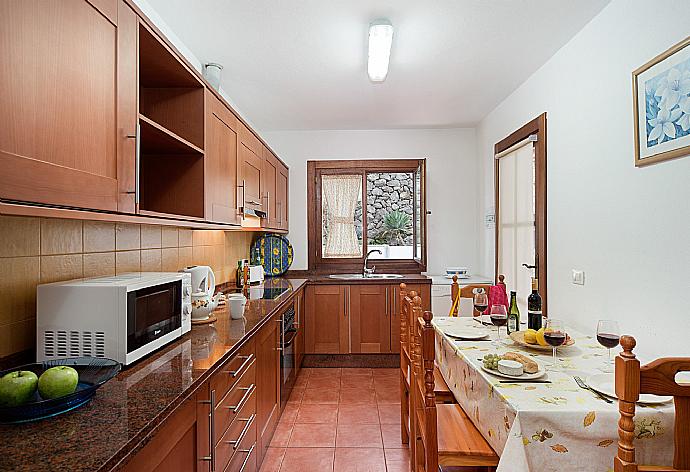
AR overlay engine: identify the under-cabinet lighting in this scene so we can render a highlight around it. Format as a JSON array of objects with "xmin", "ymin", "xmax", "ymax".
[{"xmin": 368, "ymin": 19, "xmax": 394, "ymax": 82}]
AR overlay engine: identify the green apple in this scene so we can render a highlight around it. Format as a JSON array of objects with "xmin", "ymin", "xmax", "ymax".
[
  {"xmin": 38, "ymin": 366, "xmax": 79, "ymax": 400},
  {"xmin": 0, "ymin": 370, "xmax": 39, "ymax": 407}
]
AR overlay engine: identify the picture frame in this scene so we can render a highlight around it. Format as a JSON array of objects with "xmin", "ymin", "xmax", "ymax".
[{"xmin": 633, "ymin": 36, "xmax": 690, "ymax": 167}]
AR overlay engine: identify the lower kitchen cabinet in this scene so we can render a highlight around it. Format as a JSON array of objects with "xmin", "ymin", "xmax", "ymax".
[
  {"xmin": 305, "ymin": 285, "xmax": 349, "ymax": 354},
  {"xmin": 256, "ymin": 315, "xmax": 280, "ymax": 464},
  {"xmin": 349, "ymin": 284, "xmax": 391, "ymax": 353},
  {"xmin": 390, "ymin": 283, "xmax": 431, "ymax": 354}
]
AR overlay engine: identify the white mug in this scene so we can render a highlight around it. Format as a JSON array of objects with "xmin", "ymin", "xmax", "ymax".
[{"xmin": 228, "ymin": 293, "xmax": 247, "ymax": 319}]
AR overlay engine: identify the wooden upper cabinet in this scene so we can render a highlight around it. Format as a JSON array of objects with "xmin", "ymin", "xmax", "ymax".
[
  {"xmin": 349, "ymin": 284, "xmax": 392, "ymax": 353},
  {"xmin": 305, "ymin": 285, "xmax": 349, "ymax": 354},
  {"xmin": 205, "ymin": 91, "xmax": 240, "ymax": 225},
  {"xmin": 276, "ymin": 161, "xmax": 289, "ymax": 230},
  {"xmin": 238, "ymin": 123, "xmax": 263, "ymax": 214},
  {"xmin": 261, "ymin": 147, "xmax": 278, "ymax": 228},
  {"xmin": 0, "ymin": 0, "xmax": 131, "ymax": 212}
]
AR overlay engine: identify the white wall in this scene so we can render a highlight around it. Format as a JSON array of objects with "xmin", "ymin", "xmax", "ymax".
[
  {"xmin": 477, "ymin": 0, "xmax": 690, "ymax": 360},
  {"xmin": 262, "ymin": 129, "xmax": 479, "ymax": 276}
]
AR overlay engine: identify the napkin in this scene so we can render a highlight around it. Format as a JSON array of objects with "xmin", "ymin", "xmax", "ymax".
[{"xmin": 485, "ymin": 284, "xmax": 508, "ymax": 316}]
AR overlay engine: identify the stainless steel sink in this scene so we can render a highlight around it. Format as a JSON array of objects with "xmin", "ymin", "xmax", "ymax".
[{"xmin": 328, "ymin": 273, "xmax": 404, "ymax": 280}]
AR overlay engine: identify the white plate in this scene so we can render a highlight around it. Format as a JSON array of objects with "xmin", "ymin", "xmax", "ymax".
[
  {"xmin": 481, "ymin": 362, "xmax": 546, "ymax": 380},
  {"xmin": 442, "ymin": 325, "xmax": 491, "ymax": 340},
  {"xmin": 586, "ymin": 374, "xmax": 673, "ymax": 404}
]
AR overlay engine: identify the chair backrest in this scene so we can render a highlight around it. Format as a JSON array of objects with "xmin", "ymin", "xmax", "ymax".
[
  {"xmin": 400, "ymin": 284, "xmax": 419, "ymax": 365},
  {"xmin": 411, "ymin": 305, "xmax": 438, "ymax": 472},
  {"xmin": 615, "ymin": 335, "xmax": 690, "ymax": 472},
  {"xmin": 449, "ymin": 274, "xmax": 505, "ymax": 316}
]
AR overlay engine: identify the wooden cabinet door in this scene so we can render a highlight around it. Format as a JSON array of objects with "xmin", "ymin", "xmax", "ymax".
[
  {"xmin": 261, "ymin": 147, "xmax": 278, "ymax": 228},
  {"xmin": 276, "ymin": 162, "xmax": 289, "ymax": 230},
  {"xmin": 305, "ymin": 285, "xmax": 349, "ymax": 354},
  {"xmin": 123, "ymin": 390, "xmax": 200, "ymax": 472},
  {"xmin": 238, "ymin": 123, "xmax": 263, "ymax": 213},
  {"xmin": 256, "ymin": 317, "xmax": 280, "ymax": 464},
  {"xmin": 294, "ymin": 290, "xmax": 304, "ymax": 375},
  {"xmin": 349, "ymin": 284, "xmax": 391, "ymax": 353},
  {"xmin": 0, "ymin": 0, "xmax": 134, "ymax": 212},
  {"xmin": 205, "ymin": 91, "xmax": 240, "ymax": 225},
  {"xmin": 390, "ymin": 283, "xmax": 431, "ymax": 354}
]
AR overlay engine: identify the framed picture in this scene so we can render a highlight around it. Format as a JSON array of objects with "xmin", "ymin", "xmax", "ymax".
[{"xmin": 633, "ymin": 36, "xmax": 690, "ymax": 167}]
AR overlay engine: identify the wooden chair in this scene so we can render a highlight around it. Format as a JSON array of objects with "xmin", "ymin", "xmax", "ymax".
[
  {"xmin": 614, "ymin": 335, "xmax": 690, "ymax": 472},
  {"xmin": 449, "ymin": 275, "xmax": 505, "ymax": 316},
  {"xmin": 400, "ymin": 285, "xmax": 456, "ymax": 446},
  {"xmin": 411, "ymin": 308, "xmax": 499, "ymax": 471}
]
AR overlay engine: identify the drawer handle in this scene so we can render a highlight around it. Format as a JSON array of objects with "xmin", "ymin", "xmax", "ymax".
[
  {"xmin": 225, "ymin": 414, "xmax": 256, "ymax": 450},
  {"xmin": 229, "ymin": 384, "xmax": 256, "ymax": 413},
  {"xmin": 198, "ymin": 389, "xmax": 216, "ymax": 471},
  {"xmin": 238, "ymin": 443, "xmax": 255, "ymax": 472},
  {"xmin": 227, "ymin": 354, "xmax": 255, "ymax": 378}
]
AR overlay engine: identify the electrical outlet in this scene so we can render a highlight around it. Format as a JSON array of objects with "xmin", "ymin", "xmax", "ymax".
[{"xmin": 572, "ymin": 270, "xmax": 585, "ymax": 285}]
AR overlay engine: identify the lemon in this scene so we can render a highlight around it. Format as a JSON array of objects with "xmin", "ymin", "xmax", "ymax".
[
  {"xmin": 535, "ymin": 327, "xmax": 548, "ymax": 346},
  {"xmin": 524, "ymin": 329, "xmax": 538, "ymax": 345}
]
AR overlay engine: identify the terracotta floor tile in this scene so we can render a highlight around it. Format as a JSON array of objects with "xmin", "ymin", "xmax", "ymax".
[
  {"xmin": 385, "ymin": 460, "xmax": 411, "ymax": 472},
  {"xmin": 380, "ymin": 424, "xmax": 407, "ymax": 449},
  {"xmin": 375, "ymin": 389, "xmax": 401, "ymax": 404},
  {"xmin": 259, "ymin": 447, "xmax": 286, "ymax": 472},
  {"xmin": 288, "ymin": 387, "xmax": 305, "ymax": 403},
  {"xmin": 294, "ymin": 374, "xmax": 309, "ymax": 388},
  {"xmin": 337, "ymin": 403, "xmax": 380, "ymax": 424},
  {"xmin": 384, "ymin": 448, "xmax": 410, "ymax": 462},
  {"xmin": 307, "ymin": 376, "xmax": 341, "ymax": 389},
  {"xmin": 335, "ymin": 423, "xmax": 383, "ymax": 448},
  {"xmin": 302, "ymin": 387, "xmax": 340, "ymax": 404},
  {"xmin": 340, "ymin": 368, "xmax": 373, "ymax": 377},
  {"xmin": 341, "ymin": 375, "xmax": 374, "ymax": 389},
  {"xmin": 280, "ymin": 402, "xmax": 299, "ymax": 423},
  {"xmin": 339, "ymin": 387, "xmax": 376, "ymax": 404},
  {"xmin": 377, "ymin": 404, "xmax": 401, "ymax": 424},
  {"xmin": 279, "ymin": 447, "xmax": 334, "ymax": 472},
  {"xmin": 374, "ymin": 368, "xmax": 398, "ymax": 377},
  {"xmin": 309, "ymin": 368, "xmax": 342, "ymax": 378},
  {"xmin": 288, "ymin": 423, "xmax": 337, "ymax": 447},
  {"xmin": 333, "ymin": 447, "xmax": 386, "ymax": 472},
  {"xmin": 296, "ymin": 403, "xmax": 338, "ymax": 424},
  {"xmin": 270, "ymin": 422, "xmax": 293, "ymax": 447}
]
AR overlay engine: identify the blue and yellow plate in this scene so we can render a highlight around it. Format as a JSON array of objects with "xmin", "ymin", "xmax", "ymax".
[{"xmin": 251, "ymin": 234, "xmax": 293, "ymax": 277}]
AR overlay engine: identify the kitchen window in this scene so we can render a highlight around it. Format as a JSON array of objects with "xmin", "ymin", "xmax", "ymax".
[{"xmin": 307, "ymin": 159, "xmax": 427, "ymax": 273}]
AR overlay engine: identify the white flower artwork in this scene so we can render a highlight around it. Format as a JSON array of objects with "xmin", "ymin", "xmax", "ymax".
[{"xmin": 634, "ymin": 37, "xmax": 690, "ymax": 166}]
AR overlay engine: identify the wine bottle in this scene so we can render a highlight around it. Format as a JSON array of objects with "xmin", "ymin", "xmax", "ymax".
[
  {"xmin": 507, "ymin": 291, "xmax": 520, "ymax": 334},
  {"xmin": 235, "ymin": 261, "xmax": 243, "ymax": 288},
  {"xmin": 527, "ymin": 278, "xmax": 542, "ymax": 330}
]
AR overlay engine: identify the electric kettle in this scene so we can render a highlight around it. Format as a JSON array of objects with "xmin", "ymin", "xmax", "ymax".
[{"xmin": 181, "ymin": 266, "xmax": 217, "ymax": 321}]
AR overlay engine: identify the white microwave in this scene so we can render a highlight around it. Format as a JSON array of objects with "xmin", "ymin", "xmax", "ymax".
[{"xmin": 37, "ymin": 272, "xmax": 192, "ymax": 366}]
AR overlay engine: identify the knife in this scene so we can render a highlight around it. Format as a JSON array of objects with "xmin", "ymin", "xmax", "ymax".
[{"xmin": 498, "ymin": 379, "xmax": 552, "ymax": 384}]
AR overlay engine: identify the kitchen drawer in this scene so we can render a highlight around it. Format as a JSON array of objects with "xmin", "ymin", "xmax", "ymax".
[
  {"xmin": 212, "ymin": 340, "xmax": 255, "ymax": 400},
  {"xmin": 215, "ymin": 394, "xmax": 256, "ymax": 472},
  {"xmin": 224, "ymin": 423, "xmax": 257, "ymax": 472},
  {"xmin": 215, "ymin": 361, "xmax": 256, "ymax": 441}
]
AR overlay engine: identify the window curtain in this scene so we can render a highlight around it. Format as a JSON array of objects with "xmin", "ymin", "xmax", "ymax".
[{"xmin": 322, "ymin": 174, "xmax": 362, "ymax": 258}]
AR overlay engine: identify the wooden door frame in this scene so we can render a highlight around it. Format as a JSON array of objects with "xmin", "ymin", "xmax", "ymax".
[{"xmin": 494, "ymin": 113, "xmax": 547, "ymax": 315}]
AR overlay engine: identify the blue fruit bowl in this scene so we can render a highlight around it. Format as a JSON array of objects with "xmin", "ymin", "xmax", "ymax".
[{"xmin": 0, "ymin": 357, "xmax": 120, "ymax": 424}]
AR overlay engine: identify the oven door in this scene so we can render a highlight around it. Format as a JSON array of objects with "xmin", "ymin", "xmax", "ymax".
[
  {"xmin": 126, "ymin": 280, "xmax": 182, "ymax": 354},
  {"xmin": 280, "ymin": 328, "xmax": 297, "ymax": 409}
]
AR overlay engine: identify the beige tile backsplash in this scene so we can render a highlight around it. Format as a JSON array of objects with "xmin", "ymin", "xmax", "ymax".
[{"xmin": 0, "ymin": 216, "xmax": 255, "ymax": 358}]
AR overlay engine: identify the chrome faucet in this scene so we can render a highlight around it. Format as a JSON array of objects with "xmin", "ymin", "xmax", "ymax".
[{"xmin": 363, "ymin": 249, "xmax": 382, "ymax": 277}]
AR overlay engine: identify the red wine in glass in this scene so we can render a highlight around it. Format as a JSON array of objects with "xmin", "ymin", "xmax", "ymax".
[
  {"xmin": 544, "ymin": 331, "xmax": 566, "ymax": 347},
  {"xmin": 490, "ymin": 315, "xmax": 507, "ymax": 327},
  {"xmin": 474, "ymin": 304, "xmax": 488, "ymax": 314},
  {"xmin": 597, "ymin": 333, "xmax": 620, "ymax": 349}
]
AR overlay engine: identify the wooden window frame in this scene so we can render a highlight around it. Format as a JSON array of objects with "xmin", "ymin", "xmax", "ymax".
[
  {"xmin": 494, "ymin": 113, "xmax": 547, "ymax": 315},
  {"xmin": 307, "ymin": 159, "xmax": 427, "ymax": 274}
]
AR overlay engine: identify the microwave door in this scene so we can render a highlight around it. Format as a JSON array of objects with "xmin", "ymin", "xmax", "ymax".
[{"xmin": 127, "ymin": 280, "xmax": 182, "ymax": 354}]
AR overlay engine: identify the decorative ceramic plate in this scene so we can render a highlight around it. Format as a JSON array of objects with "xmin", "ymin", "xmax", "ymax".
[
  {"xmin": 509, "ymin": 330, "xmax": 575, "ymax": 351},
  {"xmin": 0, "ymin": 357, "xmax": 121, "ymax": 423},
  {"xmin": 586, "ymin": 374, "xmax": 672, "ymax": 404},
  {"xmin": 251, "ymin": 234, "xmax": 293, "ymax": 277},
  {"xmin": 480, "ymin": 363, "xmax": 546, "ymax": 380}
]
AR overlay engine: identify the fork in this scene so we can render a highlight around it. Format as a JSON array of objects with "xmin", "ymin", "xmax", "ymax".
[{"xmin": 573, "ymin": 375, "xmax": 613, "ymax": 403}]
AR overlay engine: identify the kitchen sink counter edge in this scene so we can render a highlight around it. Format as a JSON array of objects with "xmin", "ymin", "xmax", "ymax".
[
  {"xmin": 304, "ymin": 273, "xmax": 432, "ymax": 284},
  {"xmin": 0, "ymin": 277, "xmax": 308, "ymax": 472}
]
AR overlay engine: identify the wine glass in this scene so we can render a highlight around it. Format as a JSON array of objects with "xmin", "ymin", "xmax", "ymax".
[
  {"xmin": 544, "ymin": 319, "xmax": 567, "ymax": 370},
  {"xmin": 597, "ymin": 320, "xmax": 620, "ymax": 373},
  {"xmin": 473, "ymin": 289, "xmax": 488, "ymax": 317},
  {"xmin": 489, "ymin": 304, "xmax": 507, "ymax": 348}
]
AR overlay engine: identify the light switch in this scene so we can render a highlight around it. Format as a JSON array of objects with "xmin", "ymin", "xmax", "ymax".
[{"xmin": 572, "ymin": 270, "xmax": 585, "ymax": 285}]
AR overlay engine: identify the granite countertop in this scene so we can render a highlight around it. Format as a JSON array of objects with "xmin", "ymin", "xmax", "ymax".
[
  {"xmin": 0, "ymin": 277, "xmax": 308, "ymax": 472},
  {"xmin": 306, "ymin": 273, "xmax": 431, "ymax": 284}
]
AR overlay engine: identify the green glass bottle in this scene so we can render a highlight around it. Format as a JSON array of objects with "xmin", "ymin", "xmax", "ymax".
[{"xmin": 507, "ymin": 291, "xmax": 520, "ymax": 334}]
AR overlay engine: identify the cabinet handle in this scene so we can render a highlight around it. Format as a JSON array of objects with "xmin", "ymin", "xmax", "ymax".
[
  {"xmin": 238, "ymin": 444, "xmax": 256, "ymax": 472},
  {"xmin": 240, "ymin": 179, "xmax": 246, "ymax": 211},
  {"xmin": 385, "ymin": 287, "xmax": 389, "ymax": 316},
  {"xmin": 198, "ymin": 389, "xmax": 216, "ymax": 471},
  {"xmin": 124, "ymin": 124, "xmax": 140, "ymax": 204},
  {"xmin": 343, "ymin": 287, "xmax": 347, "ymax": 318},
  {"xmin": 246, "ymin": 200, "xmax": 261, "ymax": 206},
  {"xmin": 266, "ymin": 191, "xmax": 270, "ymax": 220},
  {"xmin": 226, "ymin": 354, "xmax": 254, "ymax": 378},
  {"xmin": 277, "ymin": 201, "xmax": 282, "ymax": 225},
  {"xmin": 229, "ymin": 384, "xmax": 255, "ymax": 413},
  {"xmin": 225, "ymin": 414, "xmax": 256, "ymax": 449}
]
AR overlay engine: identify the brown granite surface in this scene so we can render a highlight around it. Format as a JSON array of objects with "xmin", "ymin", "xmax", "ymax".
[
  {"xmin": 0, "ymin": 277, "xmax": 307, "ymax": 472},
  {"xmin": 305, "ymin": 274, "xmax": 431, "ymax": 284}
]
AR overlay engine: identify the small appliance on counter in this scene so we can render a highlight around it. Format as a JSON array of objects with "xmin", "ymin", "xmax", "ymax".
[
  {"xmin": 235, "ymin": 259, "xmax": 265, "ymax": 287},
  {"xmin": 181, "ymin": 265, "xmax": 220, "ymax": 321},
  {"xmin": 445, "ymin": 266, "xmax": 470, "ymax": 279},
  {"xmin": 37, "ymin": 272, "xmax": 192, "ymax": 366}
]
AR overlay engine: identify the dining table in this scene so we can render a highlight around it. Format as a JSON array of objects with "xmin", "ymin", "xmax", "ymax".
[{"xmin": 432, "ymin": 317, "xmax": 676, "ymax": 472}]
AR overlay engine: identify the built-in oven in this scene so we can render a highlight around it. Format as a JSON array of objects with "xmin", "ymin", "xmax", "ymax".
[{"xmin": 279, "ymin": 303, "xmax": 297, "ymax": 409}]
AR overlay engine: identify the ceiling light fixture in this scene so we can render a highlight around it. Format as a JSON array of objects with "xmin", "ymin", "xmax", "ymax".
[{"xmin": 368, "ymin": 19, "xmax": 393, "ymax": 82}]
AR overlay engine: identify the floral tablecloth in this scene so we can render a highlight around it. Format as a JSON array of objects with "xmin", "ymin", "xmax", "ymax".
[{"xmin": 432, "ymin": 317, "xmax": 675, "ymax": 472}]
